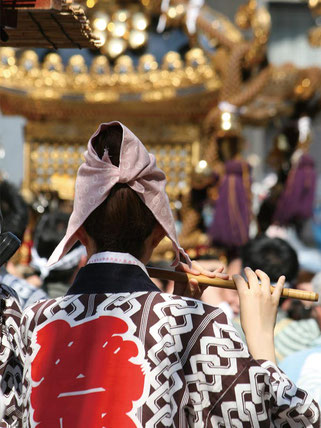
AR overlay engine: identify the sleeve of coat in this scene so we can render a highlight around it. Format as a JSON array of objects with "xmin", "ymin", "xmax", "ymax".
[
  {"xmin": 0, "ymin": 285, "xmax": 24, "ymax": 427},
  {"xmin": 182, "ymin": 304, "xmax": 320, "ymax": 427}
]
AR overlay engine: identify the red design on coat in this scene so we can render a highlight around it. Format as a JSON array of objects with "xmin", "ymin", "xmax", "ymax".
[{"xmin": 30, "ymin": 317, "xmax": 146, "ymax": 427}]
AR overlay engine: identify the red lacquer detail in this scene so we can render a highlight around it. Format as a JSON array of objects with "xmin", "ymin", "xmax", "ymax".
[{"xmin": 30, "ymin": 317, "xmax": 145, "ymax": 427}]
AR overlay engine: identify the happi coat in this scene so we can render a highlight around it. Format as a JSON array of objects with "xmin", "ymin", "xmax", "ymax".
[
  {"xmin": 0, "ymin": 284, "xmax": 24, "ymax": 427},
  {"xmin": 19, "ymin": 253, "xmax": 320, "ymax": 427}
]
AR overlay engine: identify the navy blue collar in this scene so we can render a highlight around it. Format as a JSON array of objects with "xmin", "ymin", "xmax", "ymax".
[{"xmin": 66, "ymin": 262, "xmax": 160, "ymax": 295}]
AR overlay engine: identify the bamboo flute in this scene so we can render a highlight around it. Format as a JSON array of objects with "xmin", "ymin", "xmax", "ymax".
[{"xmin": 147, "ymin": 267, "xmax": 319, "ymax": 302}]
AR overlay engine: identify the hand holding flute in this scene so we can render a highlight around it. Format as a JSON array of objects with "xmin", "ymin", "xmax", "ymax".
[
  {"xmin": 148, "ymin": 262, "xmax": 316, "ymax": 364},
  {"xmin": 147, "ymin": 265, "xmax": 319, "ymax": 302},
  {"xmin": 234, "ymin": 268, "xmax": 285, "ymax": 364},
  {"xmin": 172, "ymin": 261, "xmax": 230, "ymax": 300}
]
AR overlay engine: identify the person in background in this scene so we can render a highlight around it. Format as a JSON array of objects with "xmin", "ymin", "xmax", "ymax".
[
  {"xmin": 233, "ymin": 235, "xmax": 320, "ymax": 363},
  {"xmin": 30, "ymin": 211, "xmax": 86, "ymax": 298},
  {"xmin": 0, "ymin": 181, "xmax": 29, "ymax": 425},
  {"xmin": 279, "ymin": 272, "xmax": 321, "ymax": 407},
  {"xmin": 266, "ymin": 224, "xmax": 321, "ymax": 274},
  {"xmin": 20, "ymin": 122, "xmax": 319, "ymax": 426},
  {"xmin": 211, "ymin": 235, "xmax": 300, "ymax": 322},
  {"xmin": 240, "ymin": 235, "xmax": 299, "ymax": 288},
  {"xmin": 285, "ymin": 270, "xmax": 314, "ymax": 320},
  {"xmin": 0, "ymin": 180, "xmax": 47, "ymax": 308}
]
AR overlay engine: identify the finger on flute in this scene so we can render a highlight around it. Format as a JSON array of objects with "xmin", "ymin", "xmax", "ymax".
[{"xmin": 146, "ymin": 267, "xmax": 319, "ymax": 303}]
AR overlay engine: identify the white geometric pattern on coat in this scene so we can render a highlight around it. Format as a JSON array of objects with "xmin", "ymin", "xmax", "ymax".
[
  {"xmin": 0, "ymin": 285, "xmax": 24, "ymax": 427},
  {"xmin": 20, "ymin": 292, "xmax": 320, "ymax": 428}
]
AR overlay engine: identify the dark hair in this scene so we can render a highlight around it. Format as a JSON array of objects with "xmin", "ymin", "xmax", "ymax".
[
  {"xmin": 83, "ymin": 124, "xmax": 158, "ymax": 260},
  {"xmin": 257, "ymin": 188, "xmax": 281, "ymax": 233},
  {"xmin": 34, "ymin": 211, "xmax": 79, "ymax": 283},
  {"xmin": 217, "ymin": 135, "xmax": 244, "ymax": 162},
  {"xmin": 287, "ymin": 300, "xmax": 312, "ymax": 321},
  {"xmin": 296, "ymin": 270, "xmax": 314, "ymax": 285},
  {"xmin": 92, "ymin": 124, "xmax": 122, "ymax": 164},
  {"xmin": 35, "ymin": 211, "xmax": 72, "ymax": 260},
  {"xmin": 241, "ymin": 235, "xmax": 299, "ymax": 283},
  {"xmin": 0, "ymin": 180, "xmax": 29, "ymax": 241}
]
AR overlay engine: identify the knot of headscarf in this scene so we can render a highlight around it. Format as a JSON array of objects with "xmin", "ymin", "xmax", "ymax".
[{"xmin": 48, "ymin": 121, "xmax": 190, "ymax": 268}]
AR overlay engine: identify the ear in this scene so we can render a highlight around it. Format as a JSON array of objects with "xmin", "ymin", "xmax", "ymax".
[
  {"xmin": 151, "ymin": 223, "xmax": 166, "ymax": 249},
  {"xmin": 75, "ymin": 226, "xmax": 97, "ymax": 259},
  {"xmin": 74, "ymin": 226, "xmax": 89, "ymax": 247}
]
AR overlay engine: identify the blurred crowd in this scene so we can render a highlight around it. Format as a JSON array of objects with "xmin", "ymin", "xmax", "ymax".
[{"xmin": 1, "ymin": 177, "xmax": 321, "ymax": 407}]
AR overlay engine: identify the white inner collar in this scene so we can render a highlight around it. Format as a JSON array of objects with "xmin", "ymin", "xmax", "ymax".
[{"xmin": 87, "ymin": 251, "xmax": 148, "ymax": 276}]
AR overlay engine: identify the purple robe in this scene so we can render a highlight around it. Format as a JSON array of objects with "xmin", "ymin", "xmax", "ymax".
[
  {"xmin": 209, "ymin": 160, "xmax": 251, "ymax": 247},
  {"xmin": 273, "ymin": 154, "xmax": 317, "ymax": 225}
]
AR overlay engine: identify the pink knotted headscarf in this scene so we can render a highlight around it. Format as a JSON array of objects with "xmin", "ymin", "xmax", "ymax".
[{"xmin": 48, "ymin": 121, "xmax": 190, "ymax": 267}]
